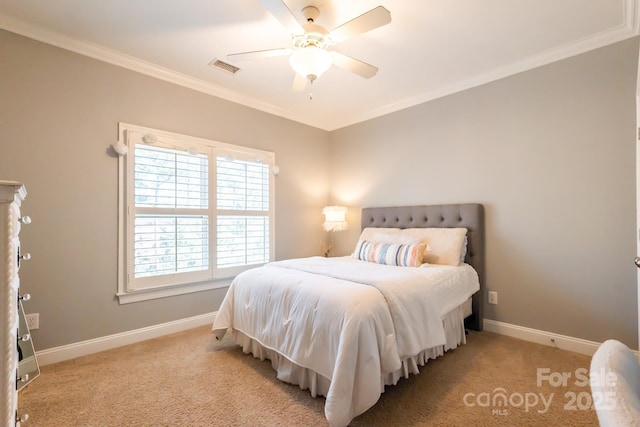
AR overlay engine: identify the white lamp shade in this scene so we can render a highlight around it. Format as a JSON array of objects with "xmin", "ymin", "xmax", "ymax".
[
  {"xmin": 290, "ymin": 46, "xmax": 333, "ymax": 80},
  {"xmin": 323, "ymin": 206, "xmax": 348, "ymax": 232}
]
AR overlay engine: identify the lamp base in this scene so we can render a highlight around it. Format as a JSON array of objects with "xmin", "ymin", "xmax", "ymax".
[{"xmin": 321, "ymin": 242, "xmax": 332, "ymax": 257}]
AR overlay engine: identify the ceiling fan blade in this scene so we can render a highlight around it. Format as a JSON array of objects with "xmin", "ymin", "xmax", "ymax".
[
  {"xmin": 331, "ymin": 52, "xmax": 378, "ymax": 79},
  {"xmin": 329, "ymin": 6, "xmax": 391, "ymax": 43},
  {"xmin": 227, "ymin": 48, "xmax": 291, "ymax": 62},
  {"xmin": 259, "ymin": 0, "xmax": 304, "ymax": 35},
  {"xmin": 292, "ymin": 73, "xmax": 307, "ymax": 92}
]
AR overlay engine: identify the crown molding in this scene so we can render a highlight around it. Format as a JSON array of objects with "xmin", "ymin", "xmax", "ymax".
[
  {"xmin": 2, "ymin": 0, "xmax": 639, "ymax": 132},
  {"xmin": 0, "ymin": 14, "xmax": 320, "ymax": 129},
  {"xmin": 328, "ymin": 0, "xmax": 640, "ymax": 130}
]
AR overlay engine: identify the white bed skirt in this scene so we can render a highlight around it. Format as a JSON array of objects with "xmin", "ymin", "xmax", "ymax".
[{"xmin": 231, "ymin": 301, "xmax": 469, "ymax": 404}]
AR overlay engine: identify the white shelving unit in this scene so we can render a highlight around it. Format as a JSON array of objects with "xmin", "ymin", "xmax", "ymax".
[{"xmin": 0, "ymin": 181, "xmax": 29, "ymax": 426}]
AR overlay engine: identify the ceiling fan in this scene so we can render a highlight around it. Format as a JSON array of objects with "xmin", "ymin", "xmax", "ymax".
[{"xmin": 227, "ymin": 0, "xmax": 392, "ymax": 92}]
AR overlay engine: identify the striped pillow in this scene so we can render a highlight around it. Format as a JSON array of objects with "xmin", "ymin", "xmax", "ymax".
[{"xmin": 354, "ymin": 240, "xmax": 426, "ymax": 267}]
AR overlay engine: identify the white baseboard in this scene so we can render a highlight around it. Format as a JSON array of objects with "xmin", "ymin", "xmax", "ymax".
[
  {"xmin": 36, "ymin": 312, "xmax": 216, "ymax": 366},
  {"xmin": 483, "ymin": 319, "xmax": 640, "ymax": 357},
  {"xmin": 34, "ymin": 314, "xmax": 634, "ymax": 366}
]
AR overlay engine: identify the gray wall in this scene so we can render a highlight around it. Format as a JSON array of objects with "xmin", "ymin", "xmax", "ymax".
[
  {"xmin": 0, "ymin": 30, "xmax": 331, "ymax": 350},
  {"xmin": 2, "ymin": 28, "xmax": 638, "ymax": 351},
  {"xmin": 329, "ymin": 37, "xmax": 639, "ymax": 348}
]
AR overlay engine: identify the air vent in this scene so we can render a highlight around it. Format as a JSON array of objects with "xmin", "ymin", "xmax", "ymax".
[{"xmin": 209, "ymin": 59, "xmax": 240, "ymax": 74}]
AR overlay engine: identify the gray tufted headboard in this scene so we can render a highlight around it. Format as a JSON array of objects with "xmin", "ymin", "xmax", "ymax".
[{"xmin": 361, "ymin": 203, "xmax": 485, "ymax": 331}]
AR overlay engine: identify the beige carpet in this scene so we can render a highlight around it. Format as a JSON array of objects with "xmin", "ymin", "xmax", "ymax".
[{"xmin": 19, "ymin": 326, "xmax": 599, "ymax": 426}]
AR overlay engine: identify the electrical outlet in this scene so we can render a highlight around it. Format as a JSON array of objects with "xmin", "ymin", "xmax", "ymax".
[
  {"xmin": 488, "ymin": 291, "xmax": 498, "ymax": 305},
  {"xmin": 25, "ymin": 313, "xmax": 39, "ymax": 330}
]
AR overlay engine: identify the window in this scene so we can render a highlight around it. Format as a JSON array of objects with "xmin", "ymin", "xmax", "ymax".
[{"xmin": 117, "ymin": 123, "xmax": 274, "ymax": 303}]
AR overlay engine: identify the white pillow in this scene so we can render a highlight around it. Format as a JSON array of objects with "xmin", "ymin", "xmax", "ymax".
[
  {"xmin": 356, "ymin": 227, "xmax": 401, "ymax": 244},
  {"xmin": 371, "ymin": 232, "xmax": 425, "ymax": 246},
  {"xmin": 459, "ymin": 236, "xmax": 468, "ymax": 264},
  {"xmin": 353, "ymin": 227, "xmax": 467, "ymax": 266},
  {"xmin": 401, "ymin": 228, "xmax": 467, "ymax": 266}
]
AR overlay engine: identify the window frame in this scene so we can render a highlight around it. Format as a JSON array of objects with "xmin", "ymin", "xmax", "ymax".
[{"xmin": 116, "ymin": 123, "xmax": 275, "ymax": 304}]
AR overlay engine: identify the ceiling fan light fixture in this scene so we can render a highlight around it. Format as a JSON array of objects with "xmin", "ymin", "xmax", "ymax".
[{"xmin": 289, "ymin": 46, "xmax": 332, "ymax": 80}]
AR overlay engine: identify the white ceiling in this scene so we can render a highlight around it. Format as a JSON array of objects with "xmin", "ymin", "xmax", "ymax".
[{"xmin": 1, "ymin": 0, "xmax": 638, "ymax": 131}]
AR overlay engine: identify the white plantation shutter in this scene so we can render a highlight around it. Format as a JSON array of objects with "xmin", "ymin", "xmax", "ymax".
[
  {"xmin": 134, "ymin": 215, "xmax": 209, "ymax": 277},
  {"xmin": 134, "ymin": 146, "xmax": 208, "ymax": 209},
  {"xmin": 118, "ymin": 124, "xmax": 275, "ymax": 301},
  {"xmin": 216, "ymin": 157, "xmax": 270, "ymax": 268},
  {"xmin": 132, "ymin": 145, "xmax": 210, "ymax": 283}
]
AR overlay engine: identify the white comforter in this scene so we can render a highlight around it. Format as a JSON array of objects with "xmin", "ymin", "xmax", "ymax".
[{"xmin": 212, "ymin": 256, "xmax": 479, "ymax": 426}]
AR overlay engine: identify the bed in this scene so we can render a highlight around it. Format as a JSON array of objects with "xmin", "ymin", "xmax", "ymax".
[{"xmin": 212, "ymin": 203, "xmax": 485, "ymax": 426}]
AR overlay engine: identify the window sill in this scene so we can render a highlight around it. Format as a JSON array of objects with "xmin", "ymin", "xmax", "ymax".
[{"xmin": 117, "ymin": 278, "xmax": 232, "ymax": 304}]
